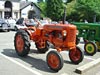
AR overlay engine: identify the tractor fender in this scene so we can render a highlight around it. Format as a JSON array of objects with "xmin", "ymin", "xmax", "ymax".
[{"xmin": 25, "ymin": 29, "xmax": 35, "ymax": 40}]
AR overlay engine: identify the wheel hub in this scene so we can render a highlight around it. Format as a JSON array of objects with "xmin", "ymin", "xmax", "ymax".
[
  {"xmin": 70, "ymin": 48, "xmax": 81, "ymax": 62},
  {"xmin": 16, "ymin": 35, "xmax": 24, "ymax": 52},
  {"xmin": 48, "ymin": 54, "xmax": 59, "ymax": 69},
  {"xmin": 88, "ymin": 46, "xmax": 92, "ymax": 51},
  {"xmin": 86, "ymin": 44, "xmax": 94, "ymax": 53}
]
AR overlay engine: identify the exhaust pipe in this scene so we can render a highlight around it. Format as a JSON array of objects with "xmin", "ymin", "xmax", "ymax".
[{"xmin": 63, "ymin": 7, "xmax": 66, "ymax": 24}]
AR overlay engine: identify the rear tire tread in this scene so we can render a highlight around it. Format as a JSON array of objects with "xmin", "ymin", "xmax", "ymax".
[{"xmin": 14, "ymin": 30, "xmax": 30, "ymax": 57}]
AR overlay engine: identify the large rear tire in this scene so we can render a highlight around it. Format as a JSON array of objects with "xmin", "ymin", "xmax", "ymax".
[
  {"xmin": 47, "ymin": 51, "xmax": 64, "ymax": 72},
  {"xmin": 14, "ymin": 30, "xmax": 30, "ymax": 56},
  {"xmin": 69, "ymin": 46, "xmax": 84, "ymax": 64},
  {"xmin": 84, "ymin": 41, "xmax": 97, "ymax": 55}
]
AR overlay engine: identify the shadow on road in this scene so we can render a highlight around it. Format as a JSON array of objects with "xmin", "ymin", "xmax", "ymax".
[
  {"xmin": 2, "ymin": 48, "xmax": 79, "ymax": 73},
  {"xmin": 64, "ymin": 60, "xmax": 76, "ymax": 65},
  {"xmin": 2, "ymin": 48, "xmax": 56, "ymax": 73}
]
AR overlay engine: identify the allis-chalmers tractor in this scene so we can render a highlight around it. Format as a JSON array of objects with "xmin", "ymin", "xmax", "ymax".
[{"xmin": 14, "ymin": 19, "xmax": 84, "ymax": 71}]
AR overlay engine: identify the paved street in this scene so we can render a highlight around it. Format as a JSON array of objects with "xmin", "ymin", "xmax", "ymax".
[{"xmin": 0, "ymin": 31, "xmax": 100, "ymax": 75}]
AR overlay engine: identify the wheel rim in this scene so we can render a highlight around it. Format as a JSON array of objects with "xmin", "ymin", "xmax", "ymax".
[
  {"xmin": 16, "ymin": 35, "xmax": 24, "ymax": 52},
  {"xmin": 86, "ymin": 44, "xmax": 94, "ymax": 53},
  {"xmin": 70, "ymin": 48, "xmax": 81, "ymax": 62},
  {"xmin": 48, "ymin": 53, "xmax": 60, "ymax": 69}
]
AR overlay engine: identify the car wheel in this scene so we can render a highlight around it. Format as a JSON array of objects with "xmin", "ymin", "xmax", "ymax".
[{"xmin": 2, "ymin": 23, "xmax": 8, "ymax": 32}]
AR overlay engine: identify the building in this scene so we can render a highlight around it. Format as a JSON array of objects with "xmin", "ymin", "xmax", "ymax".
[
  {"xmin": 20, "ymin": 2, "xmax": 41, "ymax": 19},
  {"xmin": 0, "ymin": 0, "xmax": 20, "ymax": 19},
  {"xmin": 0, "ymin": 0, "xmax": 41, "ymax": 19}
]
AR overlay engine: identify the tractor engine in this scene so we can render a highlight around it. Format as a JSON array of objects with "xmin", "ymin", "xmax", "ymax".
[{"xmin": 43, "ymin": 23, "xmax": 77, "ymax": 50}]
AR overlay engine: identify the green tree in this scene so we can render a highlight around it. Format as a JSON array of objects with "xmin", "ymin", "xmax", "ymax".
[
  {"xmin": 46, "ymin": 0, "xmax": 64, "ymax": 21},
  {"xmin": 66, "ymin": 0, "xmax": 100, "ymax": 22},
  {"xmin": 37, "ymin": 2, "xmax": 47, "ymax": 18},
  {"xmin": 76, "ymin": 0, "xmax": 100, "ymax": 22},
  {"xmin": 66, "ymin": 0, "xmax": 74, "ymax": 3},
  {"xmin": 65, "ymin": 0, "xmax": 78, "ymax": 21}
]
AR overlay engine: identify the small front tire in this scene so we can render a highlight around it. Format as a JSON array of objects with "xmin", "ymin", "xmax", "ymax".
[
  {"xmin": 69, "ymin": 46, "xmax": 84, "ymax": 64},
  {"xmin": 47, "ymin": 51, "xmax": 64, "ymax": 72}
]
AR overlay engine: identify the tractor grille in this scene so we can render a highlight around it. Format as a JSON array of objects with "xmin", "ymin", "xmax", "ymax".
[{"xmin": 67, "ymin": 29, "xmax": 76, "ymax": 42}]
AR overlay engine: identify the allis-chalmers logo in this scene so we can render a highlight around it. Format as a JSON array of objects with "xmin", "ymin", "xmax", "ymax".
[{"xmin": 47, "ymin": 25, "xmax": 63, "ymax": 29}]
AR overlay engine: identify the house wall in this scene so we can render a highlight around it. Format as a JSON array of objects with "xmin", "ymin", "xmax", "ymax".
[
  {"xmin": 0, "ymin": 1, "xmax": 20, "ymax": 19},
  {"xmin": 12, "ymin": 2, "xmax": 20, "ymax": 19},
  {"xmin": 21, "ymin": 4, "xmax": 41, "ymax": 19}
]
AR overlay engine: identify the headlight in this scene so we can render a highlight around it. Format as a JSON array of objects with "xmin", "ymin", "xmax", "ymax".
[
  {"xmin": 0, "ymin": 24, "xmax": 1, "ymax": 26},
  {"xmin": 62, "ymin": 30, "xmax": 67, "ymax": 36},
  {"xmin": 76, "ymin": 30, "xmax": 79, "ymax": 35}
]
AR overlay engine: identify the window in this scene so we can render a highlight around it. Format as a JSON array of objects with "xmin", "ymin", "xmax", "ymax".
[
  {"xmin": 14, "ymin": 12, "xmax": 18, "ymax": 19},
  {"xmin": 0, "ymin": 11, "xmax": 2, "ymax": 18}
]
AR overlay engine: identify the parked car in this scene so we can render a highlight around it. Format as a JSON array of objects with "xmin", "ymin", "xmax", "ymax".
[
  {"xmin": 6, "ymin": 19, "xmax": 16, "ymax": 30},
  {"xmin": 0, "ymin": 19, "xmax": 10, "ymax": 32}
]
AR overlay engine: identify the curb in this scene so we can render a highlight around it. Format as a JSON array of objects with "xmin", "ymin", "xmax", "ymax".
[{"xmin": 75, "ymin": 58, "xmax": 100, "ymax": 74}]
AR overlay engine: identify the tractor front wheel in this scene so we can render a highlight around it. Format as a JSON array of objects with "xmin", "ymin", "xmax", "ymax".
[
  {"xmin": 69, "ymin": 46, "xmax": 84, "ymax": 64},
  {"xmin": 47, "ymin": 51, "xmax": 64, "ymax": 72},
  {"xmin": 84, "ymin": 41, "xmax": 97, "ymax": 55},
  {"xmin": 14, "ymin": 30, "xmax": 30, "ymax": 57}
]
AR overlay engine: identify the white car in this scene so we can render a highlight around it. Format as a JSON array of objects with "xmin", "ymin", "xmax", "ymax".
[
  {"xmin": 0, "ymin": 19, "xmax": 10, "ymax": 32},
  {"xmin": 6, "ymin": 19, "xmax": 16, "ymax": 30}
]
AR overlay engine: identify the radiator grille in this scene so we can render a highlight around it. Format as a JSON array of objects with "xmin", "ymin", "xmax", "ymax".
[{"xmin": 67, "ymin": 29, "xmax": 76, "ymax": 42}]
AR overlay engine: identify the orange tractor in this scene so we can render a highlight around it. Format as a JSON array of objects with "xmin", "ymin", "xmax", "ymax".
[{"xmin": 14, "ymin": 19, "xmax": 84, "ymax": 72}]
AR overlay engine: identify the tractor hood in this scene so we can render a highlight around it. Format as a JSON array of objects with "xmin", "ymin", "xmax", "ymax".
[{"xmin": 43, "ymin": 23, "xmax": 76, "ymax": 31}]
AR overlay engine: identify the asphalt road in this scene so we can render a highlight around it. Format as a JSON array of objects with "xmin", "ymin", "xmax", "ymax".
[{"xmin": 0, "ymin": 31, "xmax": 100, "ymax": 75}]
